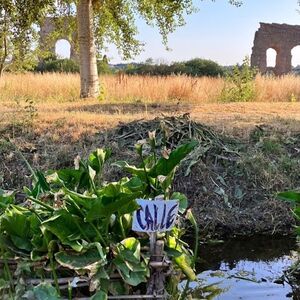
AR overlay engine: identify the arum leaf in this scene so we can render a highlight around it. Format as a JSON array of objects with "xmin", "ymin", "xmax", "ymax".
[
  {"xmin": 277, "ymin": 191, "xmax": 300, "ymax": 204},
  {"xmin": 112, "ymin": 161, "xmax": 148, "ymax": 180},
  {"xmin": 149, "ymin": 141, "xmax": 198, "ymax": 177},
  {"xmin": 55, "ymin": 246, "xmax": 106, "ymax": 271},
  {"xmin": 167, "ymin": 236, "xmax": 196, "ymax": 281},
  {"xmin": 42, "ymin": 210, "xmax": 85, "ymax": 252},
  {"xmin": 171, "ymin": 192, "xmax": 188, "ymax": 213},
  {"xmin": 90, "ymin": 290, "xmax": 107, "ymax": 300},
  {"xmin": 23, "ymin": 283, "xmax": 60, "ymax": 300},
  {"xmin": 88, "ymin": 148, "xmax": 111, "ymax": 174}
]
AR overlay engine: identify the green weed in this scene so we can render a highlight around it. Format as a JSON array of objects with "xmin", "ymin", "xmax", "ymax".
[
  {"xmin": 0, "ymin": 135, "xmax": 199, "ymax": 299},
  {"xmin": 220, "ymin": 56, "xmax": 257, "ymax": 102}
]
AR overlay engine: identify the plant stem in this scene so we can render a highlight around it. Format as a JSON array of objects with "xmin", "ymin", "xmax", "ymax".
[
  {"xmin": 90, "ymin": 222, "xmax": 107, "ymax": 247},
  {"xmin": 28, "ymin": 196, "xmax": 54, "ymax": 212},
  {"xmin": 139, "ymin": 152, "xmax": 152, "ymax": 194},
  {"xmin": 9, "ymin": 140, "xmax": 38, "ymax": 182},
  {"xmin": 4, "ymin": 258, "xmax": 14, "ymax": 298},
  {"xmin": 48, "ymin": 241, "xmax": 60, "ymax": 296},
  {"xmin": 119, "ymin": 216, "xmax": 126, "ymax": 239},
  {"xmin": 179, "ymin": 210, "xmax": 199, "ymax": 300}
]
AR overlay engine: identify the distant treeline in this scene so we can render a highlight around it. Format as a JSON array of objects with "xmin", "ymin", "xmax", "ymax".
[
  {"xmin": 123, "ymin": 58, "xmax": 224, "ymax": 77},
  {"xmin": 35, "ymin": 56, "xmax": 228, "ymax": 77}
]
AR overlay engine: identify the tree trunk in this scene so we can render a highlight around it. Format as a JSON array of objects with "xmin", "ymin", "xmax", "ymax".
[{"xmin": 77, "ymin": 0, "xmax": 99, "ymax": 98}]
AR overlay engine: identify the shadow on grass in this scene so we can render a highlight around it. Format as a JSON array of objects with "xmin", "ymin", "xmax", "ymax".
[{"xmin": 66, "ymin": 102, "xmax": 191, "ymax": 114}]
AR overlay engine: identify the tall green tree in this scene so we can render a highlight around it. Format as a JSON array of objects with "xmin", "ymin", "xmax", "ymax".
[
  {"xmin": 1, "ymin": 0, "xmax": 242, "ymax": 97},
  {"xmin": 0, "ymin": 1, "xmax": 51, "ymax": 76}
]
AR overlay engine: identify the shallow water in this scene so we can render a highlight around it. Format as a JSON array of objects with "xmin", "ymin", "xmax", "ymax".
[{"xmin": 183, "ymin": 237, "xmax": 299, "ymax": 299}]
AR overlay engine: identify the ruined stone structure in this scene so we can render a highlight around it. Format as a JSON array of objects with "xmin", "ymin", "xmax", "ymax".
[
  {"xmin": 251, "ymin": 22, "xmax": 300, "ymax": 75},
  {"xmin": 39, "ymin": 17, "xmax": 78, "ymax": 60}
]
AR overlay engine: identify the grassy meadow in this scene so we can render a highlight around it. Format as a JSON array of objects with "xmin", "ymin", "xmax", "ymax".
[
  {"xmin": 2, "ymin": 72, "xmax": 300, "ymax": 103},
  {"xmin": 1, "ymin": 73, "xmax": 300, "ymax": 138},
  {"xmin": 0, "ymin": 72, "xmax": 300, "ymax": 240}
]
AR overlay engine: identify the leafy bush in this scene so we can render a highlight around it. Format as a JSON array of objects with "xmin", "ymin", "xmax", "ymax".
[
  {"xmin": 220, "ymin": 56, "xmax": 257, "ymax": 102},
  {"xmin": 36, "ymin": 58, "xmax": 80, "ymax": 73},
  {"xmin": 184, "ymin": 58, "xmax": 224, "ymax": 77},
  {"xmin": 124, "ymin": 58, "xmax": 224, "ymax": 77},
  {"xmin": 0, "ymin": 133, "xmax": 199, "ymax": 299},
  {"xmin": 36, "ymin": 56, "xmax": 113, "ymax": 74}
]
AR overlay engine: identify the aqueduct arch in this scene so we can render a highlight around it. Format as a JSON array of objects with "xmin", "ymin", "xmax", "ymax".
[
  {"xmin": 251, "ymin": 23, "xmax": 300, "ymax": 75},
  {"xmin": 40, "ymin": 17, "xmax": 78, "ymax": 60}
]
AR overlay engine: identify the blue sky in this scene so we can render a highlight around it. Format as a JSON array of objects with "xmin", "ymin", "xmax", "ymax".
[{"xmin": 56, "ymin": 0, "xmax": 300, "ymax": 66}]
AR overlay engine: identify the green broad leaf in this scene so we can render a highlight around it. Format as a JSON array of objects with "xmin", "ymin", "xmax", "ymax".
[
  {"xmin": 88, "ymin": 148, "xmax": 111, "ymax": 174},
  {"xmin": 23, "ymin": 283, "xmax": 61, "ymax": 300},
  {"xmin": 10, "ymin": 235, "xmax": 32, "ymax": 252},
  {"xmin": 36, "ymin": 170, "xmax": 50, "ymax": 193},
  {"xmin": 292, "ymin": 207, "xmax": 300, "ymax": 220},
  {"xmin": 63, "ymin": 188, "xmax": 97, "ymax": 210},
  {"xmin": 120, "ymin": 237, "xmax": 140, "ymax": 260},
  {"xmin": 78, "ymin": 171, "xmax": 91, "ymax": 190},
  {"xmin": 277, "ymin": 191, "xmax": 300, "ymax": 204},
  {"xmin": 0, "ymin": 189, "xmax": 15, "ymax": 206},
  {"xmin": 0, "ymin": 235, "xmax": 30, "ymax": 256},
  {"xmin": 89, "ymin": 165, "xmax": 97, "ymax": 182},
  {"xmin": 167, "ymin": 236, "xmax": 196, "ymax": 281},
  {"xmin": 171, "ymin": 192, "xmax": 188, "ymax": 214},
  {"xmin": 113, "ymin": 238, "xmax": 149, "ymax": 286},
  {"xmin": 118, "ymin": 200, "xmax": 140, "ymax": 216},
  {"xmin": 0, "ymin": 205, "xmax": 32, "ymax": 251},
  {"xmin": 112, "ymin": 161, "xmax": 148, "ymax": 181},
  {"xmin": 114, "ymin": 258, "xmax": 130, "ymax": 278},
  {"xmin": 109, "ymin": 280, "xmax": 129, "ymax": 296},
  {"xmin": 114, "ymin": 257, "xmax": 148, "ymax": 286},
  {"xmin": 165, "ymin": 247, "xmax": 183, "ymax": 258},
  {"xmin": 0, "ymin": 279, "xmax": 9, "ymax": 290},
  {"xmin": 295, "ymin": 226, "xmax": 300, "ymax": 235},
  {"xmin": 123, "ymin": 177, "xmax": 146, "ymax": 192},
  {"xmin": 51, "ymin": 169, "xmax": 83, "ymax": 188},
  {"xmin": 90, "ymin": 290, "xmax": 107, "ymax": 300},
  {"xmin": 86, "ymin": 183, "xmax": 142, "ymax": 221},
  {"xmin": 27, "ymin": 171, "xmax": 50, "ymax": 198},
  {"xmin": 55, "ymin": 246, "xmax": 106, "ymax": 272},
  {"xmin": 149, "ymin": 141, "xmax": 198, "ymax": 177},
  {"xmin": 41, "ymin": 210, "xmax": 85, "ymax": 252},
  {"xmin": 123, "ymin": 271, "xmax": 148, "ymax": 286},
  {"xmin": 90, "ymin": 267, "xmax": 110, "ymax": 292}
]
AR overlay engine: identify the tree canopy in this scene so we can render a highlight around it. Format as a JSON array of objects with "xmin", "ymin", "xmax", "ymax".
[{"xmin": 0, "ymin": 0, "xmax": 243, "ymax": 96}]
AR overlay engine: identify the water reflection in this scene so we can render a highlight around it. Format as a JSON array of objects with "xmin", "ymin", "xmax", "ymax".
[{"xmin": 185, "ymin": 237, "xmax": 299, "ymax": 299}]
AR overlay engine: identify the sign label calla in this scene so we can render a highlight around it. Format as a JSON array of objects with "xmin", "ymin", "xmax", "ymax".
[{"xmin": 132, "ymin": 199, "xmax": 179, "ymax": 232}]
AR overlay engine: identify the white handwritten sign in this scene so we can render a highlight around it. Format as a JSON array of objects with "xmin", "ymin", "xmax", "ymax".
[{"xmin": 132, "ymin": 199, "xmax": 179, "ymax": 232}]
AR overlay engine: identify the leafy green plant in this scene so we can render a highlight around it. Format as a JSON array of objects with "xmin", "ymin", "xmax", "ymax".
[
  {"xmin": 278, "ymin": 191, "xmax": 300, "ymax": 235},
  {"xmin": 35, "ymin": 58, "xmax": 80, "ymax": 73},
  {"xmin": 220, "ymin": 56, "xmax": 257, "ymax": 102},
  {"xmin": 0, "ymin": 134, "xmax": 199, "ymax": 299}
]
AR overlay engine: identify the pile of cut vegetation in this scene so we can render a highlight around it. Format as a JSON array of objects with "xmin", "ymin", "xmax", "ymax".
[
  {"xmin": 105, "ymin": 114, "xmax": 298, "ymax": 238},
  {"xmin": 1, "ymin": 114, "xmax": 299, "ymax": 238}
]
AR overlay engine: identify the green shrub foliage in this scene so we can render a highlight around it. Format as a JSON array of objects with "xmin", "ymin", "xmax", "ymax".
[
  {"xmin": 0, "ymin": 133, "xmax": 199, "ymax": 299},
  {"xmin": 124, "ymin": 58, "xmax": 224, "ymax": 77},
  {"xmin": 220, "ymin": 56, "xmax": 257, "ymax": 102}
]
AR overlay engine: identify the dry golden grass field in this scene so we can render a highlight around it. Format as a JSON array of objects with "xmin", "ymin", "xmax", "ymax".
[
  {"xmin": 1, "ymin": 73, "xmax": 300, "ymax": 138},
  {"xmin": 1, "ymin": 73, "xmax": 300, "ymax": 238}
]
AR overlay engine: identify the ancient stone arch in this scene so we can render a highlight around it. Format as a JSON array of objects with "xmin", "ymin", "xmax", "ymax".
[
  {"xmin": 39, "ymin": 17, "xmax": 78, "ymax": 60},
  {"xmin": 251, "ymin": 23, "xmax": 300, "ymax": 75}
]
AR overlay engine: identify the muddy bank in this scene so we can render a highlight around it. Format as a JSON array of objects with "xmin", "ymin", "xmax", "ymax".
[{"xmin": 0, "ymin": 115, "xmax": 299, "ymax": 238}]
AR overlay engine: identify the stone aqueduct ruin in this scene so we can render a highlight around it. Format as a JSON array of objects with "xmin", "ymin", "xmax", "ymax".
[
  {"xmin": 40, "ymin": 18, "xmax": 299, "ymax": 75},
  {"xmin": 39, "ymin": 17, "xmax": 78, "ymax": 60},
  {"xmin": 251, "ymin": 22, "xmax": 300, "ymax": 75}
]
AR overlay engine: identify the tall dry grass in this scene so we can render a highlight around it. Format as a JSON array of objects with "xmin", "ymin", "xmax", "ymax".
[
  {"xmin": 255, "ymin": 74, "xmax": 300, "ymax": 102},
  {"xmin": 1, "ymin": 72, "xmax": 300, "ymax": 103}
]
